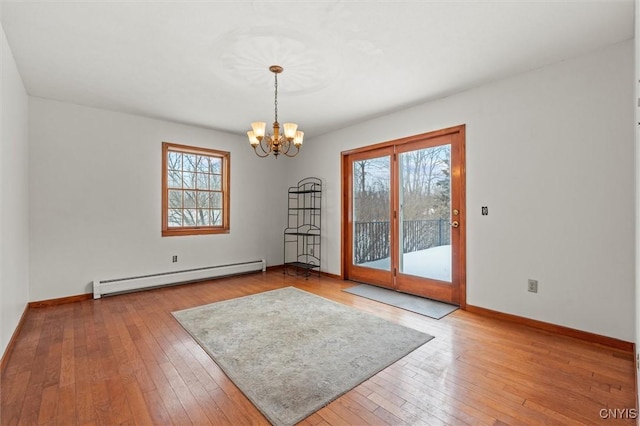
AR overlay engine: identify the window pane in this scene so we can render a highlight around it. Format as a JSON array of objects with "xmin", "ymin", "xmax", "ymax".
[
  {"xmin": 210, "ymin": 175, "xmax": 221, "ymax": 191},
  {"xmin": 352, "ymin": 155, "xmax": 391, "ymax": 269},
  {"xmin": 196, "ymin": 209, "xmax": 210, "ymax": 226},
  {"xmin": 183, "ymin": 209, "xmax": 196, "ymax": 226},
  {"xmin": 197, "ymin": 156, "xmax": 209, "ymax": 173},
  {"xmin": 169, "ymin": 190, "xmax": 182, "ymax": 208},
  {"xmin": 184, "ymin": 154, "xmax": 196, "ymax": 172},
  {"xmin": 196, "ymin": 191, "xmax": 209, "ymax": 208},
  {"xmin": 184, "ymin": 190, "xmax": 196, "ymax": 208},
  {"xmin": 196, "ymin": 173, "xmax": 209, "ymax": 190},
  {"xmin": 168, "ymin": 170, "xmax": 182, "ymax": 188},
  {"xmin": 210, "ymin": 158, "xmax": 222, "ymax": 174},
  {"xmin": 399, "ymin": 145, "xmax": 452, "ymax": 281},
  {"xmin": 183, "ymin": 172, "xmax": 195, "ymax": 189},
  {"xmin": 168, "ymin": 152, "xmax": 182, "ymax": 170},
  {"xmin": 212, "ymin": 209, "xmax": 223, "ymax": 226},
  {"xmin": 211, "ymin": 192, "xmax": 222, "ymax": 209},
  {"xmin": 168, "ymin": 209, "xmax": 182, "ymax": 227}
]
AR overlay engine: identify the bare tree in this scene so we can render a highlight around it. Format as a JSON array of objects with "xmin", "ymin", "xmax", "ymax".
[
  {"xmin": 166, "ymin": 152, "xmax": 223, "ymax": 227},
  {"xmin": 400, "ymin": 146, "xmax": 450, "ymax": 220},
  {"xmin": 353, "ymin": 157, "xmax": 391, "ymax": 222}
]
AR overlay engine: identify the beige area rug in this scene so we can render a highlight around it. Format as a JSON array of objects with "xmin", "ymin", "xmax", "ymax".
[{"xmin": 172, "ymin": 286, "xmax": 434, "ymax": 426}]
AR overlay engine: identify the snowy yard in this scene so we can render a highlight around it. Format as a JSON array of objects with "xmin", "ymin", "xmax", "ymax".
[{"xmin": 359, "ymin": 245, "xmax": 451, "ymax": 282}]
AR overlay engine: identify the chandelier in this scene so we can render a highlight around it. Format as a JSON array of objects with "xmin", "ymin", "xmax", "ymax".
[{"xmin": 247, "ymin": 65, "xmax": 304, "ymax": 158}]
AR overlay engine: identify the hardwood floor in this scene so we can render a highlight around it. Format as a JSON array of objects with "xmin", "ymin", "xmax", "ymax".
[{"xmin": 1, "ymin": 271, "xmax": 636, "ymax": 425}]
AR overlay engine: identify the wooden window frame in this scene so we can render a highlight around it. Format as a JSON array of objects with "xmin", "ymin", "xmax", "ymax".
[{"xmin": 162, "ymin": 142, "xmax": 230, "ymax": 237}]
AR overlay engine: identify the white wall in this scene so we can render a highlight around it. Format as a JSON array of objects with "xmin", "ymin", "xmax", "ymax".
[
  {"xmin": 28, "ymin": 98, "xmax": 287, "ymax": 301},
  {"xmin": 0, "ymin": 20, "xmax": 29, "ymax": 356},
  {"xmin": 292, "ymin": 40, "xmax": 635, "ymax": 342}
]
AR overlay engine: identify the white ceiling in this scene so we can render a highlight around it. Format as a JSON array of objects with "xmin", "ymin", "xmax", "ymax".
[{"xmin": 1, "ymin": 0, "xmax": 634, "ymax": 139}]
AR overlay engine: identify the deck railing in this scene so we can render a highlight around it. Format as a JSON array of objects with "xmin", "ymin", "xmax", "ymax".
[{"xmin": 354, "ymin": 219, "xmax": 450, "ymax": 264}]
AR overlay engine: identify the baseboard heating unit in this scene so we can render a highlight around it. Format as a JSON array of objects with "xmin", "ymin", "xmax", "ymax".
[{"xmin": 93, "ymin": 259, "xmax": 266, "ymax": 299}]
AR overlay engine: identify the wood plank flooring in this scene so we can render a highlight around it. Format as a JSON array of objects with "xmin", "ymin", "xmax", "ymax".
[{"xmin": 1, "ymin": 271, "xmax": 636, "ymax": 425}]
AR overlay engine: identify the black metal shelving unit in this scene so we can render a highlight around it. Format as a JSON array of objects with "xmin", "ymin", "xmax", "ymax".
[{"xmin": 284, "ymin": 177, "xmax": 321, "ymax": 278}]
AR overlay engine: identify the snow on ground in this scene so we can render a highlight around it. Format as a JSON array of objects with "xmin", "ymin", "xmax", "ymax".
[{"xmin": 359, "ymin": 245, "xmax": 451, "ymax": 282}]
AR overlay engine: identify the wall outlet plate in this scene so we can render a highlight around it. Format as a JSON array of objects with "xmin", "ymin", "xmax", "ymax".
[{"xmin": 528, "ymin": 279, "xmax": 538, "ymax": 293}]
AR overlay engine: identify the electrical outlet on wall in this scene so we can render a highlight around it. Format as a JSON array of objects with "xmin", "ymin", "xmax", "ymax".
[
  {"xmin": 172, "ymin": 255, "xmax": 178, "ymax": 263},
  {"xmin": 528, "ymin": 279, "xmax": 538, "ymax": 293}
]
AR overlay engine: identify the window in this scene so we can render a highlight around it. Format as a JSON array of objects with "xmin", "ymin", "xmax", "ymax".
[{"xmin": 162, "ymin": 142, "xmax": 230, "ymax": 236}]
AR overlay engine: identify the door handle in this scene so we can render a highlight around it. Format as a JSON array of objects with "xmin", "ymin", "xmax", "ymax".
[{"xmin": 451, "ymin": 221, "xmax": 459, "ymax": 228}]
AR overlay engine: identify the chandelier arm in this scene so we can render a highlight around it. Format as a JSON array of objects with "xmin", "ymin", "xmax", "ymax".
[
  {"xmin": 260, "ymin": 137, "xmax": 275, "ymax": 155},
  {"xmin": 281, "ymin": 139, "xmax": 292, "ymax": 155},
  {"xmin": 282, "ymin": 141, "xmax": 300, "ymax": 158},
  {"xmin": 252, "ymin": 144, "xmax": 271, "ymax": 158},
  {"xmin": 252, "ymin": 138, "xmax": 272, "ymax": 157},
  {"xmin": 282, "ymin": 148, "xmax": 299, "ymax": 158},
  {"xmin": 279, "ymin": 138, "xmax": 288, "ymax": 153}
]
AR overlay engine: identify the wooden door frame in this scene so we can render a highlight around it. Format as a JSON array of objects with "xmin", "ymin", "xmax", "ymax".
[{"xmin": 340, "ymin": 124, "xmax": 467, "ymax": 309}]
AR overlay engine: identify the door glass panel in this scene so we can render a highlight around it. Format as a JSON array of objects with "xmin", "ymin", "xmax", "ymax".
[
  {"xmin": 353, "ymin": 156, "xmax": 391, "ymax": 271},
  {"xmin": 398, "ymin": 144, "xmax": 452, "ymax": 282}
]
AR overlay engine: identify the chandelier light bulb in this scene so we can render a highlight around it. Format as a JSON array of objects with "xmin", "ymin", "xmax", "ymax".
[
  {"xmin": 283, "ymin": 123, "xmax": 298, "ymax": 139},
  {"xmin": 247, "ymin": 131, "xmax": 259, "ymax": 146},
  {"xmin": 251, "ymin": 122, "xmax": 266, "ymax": 139}
]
